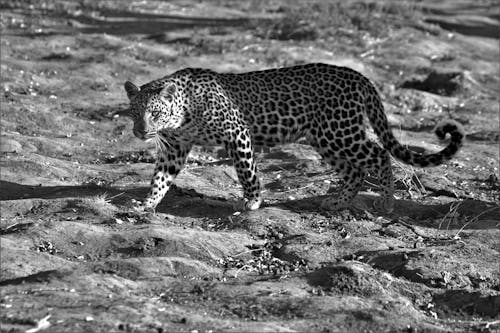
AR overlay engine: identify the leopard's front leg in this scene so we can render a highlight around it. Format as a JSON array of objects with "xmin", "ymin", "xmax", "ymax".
[
  {"xmin": 142, "ymin": 143, "xmax": 192, "ymax": 212},
  {"xmin": 226, "ymin": 128, "xmax": 262, "ymax": 211}
]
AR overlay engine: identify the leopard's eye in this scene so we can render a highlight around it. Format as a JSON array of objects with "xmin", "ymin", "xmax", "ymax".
[{"xmin": 151, "ymin": 110, "xmax": 160, "ymax": 119}]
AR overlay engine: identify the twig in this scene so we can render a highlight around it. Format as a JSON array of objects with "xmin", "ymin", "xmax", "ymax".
[
  {"xmin": 231, "ymin": 247, "xmax": 265, "ymax": 257},
  {"xmin": 233, "ymin": 264, "xmax": 256, "ymax": 278},
  {"xmin": 274, "ymin": 183, "xmax": 315, "ymax": 193},
  {"xmin": 25, "ymin": 314, "xmax": 51, "ymax": 333},
  {"xmin": 438, "ymin": 201, "xmax": 462, "ymax": 230},
  {"xmin": 223, "ymin": 170, "xmax": 239, "ymax": 182},
  {"xmin": 1, "ymin": 222, "xmax": 34, "ymax": 235},
  {"xmin": 412, "ymin": 171, "xmax": 426, "ymax": 195},
  {"xmin": 107, "ymin": 192, "xmax": 125, "ymax": 200},
  {"xmin": 392, "ymin": 218, "xmax": 430, "ymax": 239},
  {"xmin": 453, "ymin": 206, "xmax": 500, "ymax": 239},
  {"xmin": 484, "ymin": 320, "xmax": 500, "ymax": 329},
  {"xmin": 363, "ymin": 179, "xmax": 379, "ymax": 189}
]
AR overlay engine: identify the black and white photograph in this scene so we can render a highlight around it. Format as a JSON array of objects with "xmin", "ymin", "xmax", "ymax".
[{"xmin": 1, "ymin": 1, "xmax": 499, "ymax": 332}]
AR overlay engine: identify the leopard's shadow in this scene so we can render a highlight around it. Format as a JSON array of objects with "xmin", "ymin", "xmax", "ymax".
[
  {"xmin": 160, "ymin": 188, "xmax": 499, "ymax": 230},
  {"xmin": 1, "ymin": 180, "xmax": 497, "ymax": 228},
  {"xmin": 0, "ymin": 180, "xmax": 234, "ymax": 219},
  {"xmin": 276, "ymin": 193, "xmax": 499, "ymax": 230}
]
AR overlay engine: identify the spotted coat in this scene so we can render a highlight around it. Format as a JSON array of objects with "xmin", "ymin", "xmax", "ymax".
[{"xmin": 124, "ymin": 63, "xmax": 465, "ymax": 212}]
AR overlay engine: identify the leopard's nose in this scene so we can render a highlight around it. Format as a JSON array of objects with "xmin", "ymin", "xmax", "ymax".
[{"xmin": 133, "ymin": 128, "xmax": 146, "ymax": 139}]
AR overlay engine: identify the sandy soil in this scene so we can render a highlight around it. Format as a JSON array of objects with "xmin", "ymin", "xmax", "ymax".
[{"xmin": 1, "ymin": 0, "xmax": 499, "ymax": 332}]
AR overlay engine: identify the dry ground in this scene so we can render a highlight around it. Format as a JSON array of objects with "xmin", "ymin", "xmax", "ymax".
[{"xmin": 1, "ymin": 0, "xmax": 499, "ymax": 332}]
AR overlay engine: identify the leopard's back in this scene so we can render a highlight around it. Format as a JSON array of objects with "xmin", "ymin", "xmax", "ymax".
[{"xmin": 214, "ymin": 63, "xmax": 366, "ymax": 147}]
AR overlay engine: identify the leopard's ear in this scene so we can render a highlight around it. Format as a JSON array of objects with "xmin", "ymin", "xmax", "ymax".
[
  {"xmin": 124, "ymin": 81, "xmax": 139, "ymax": 99},
  {"xmin": 160, "ymin": 83, "xmax": 176, "ymax": 101}
]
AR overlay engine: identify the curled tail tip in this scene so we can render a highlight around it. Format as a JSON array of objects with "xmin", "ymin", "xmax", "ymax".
[
  {"xmin": 434, "ymin": 119, "xmax": 466, "ymax": 142},
  {"xmin": 390, "ymin": 119, "xmax": 465, "ymax": 168}
]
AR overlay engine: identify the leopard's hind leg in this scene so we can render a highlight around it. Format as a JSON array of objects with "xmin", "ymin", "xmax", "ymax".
[
  {"xmin": 311, "ymin": 142, "xmax": 366, "ymax": 210},
  {"xmin": 364, "ymin": 141, "xmax": 395, "ymax": 213},
  {"xmin": 311, "ymin": 138, "xmax": 394, "ymax": 212},
  {"xmin": 320, "ymin": 156, "xmax": 366, "ymax": 210}
]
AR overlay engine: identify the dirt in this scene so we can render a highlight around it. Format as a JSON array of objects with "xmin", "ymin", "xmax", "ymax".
[{"xmin": 1, "ymin": 0, "xmax": 499, "ymax": 332}]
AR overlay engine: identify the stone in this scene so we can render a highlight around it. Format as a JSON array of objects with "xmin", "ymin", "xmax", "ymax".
[{"xmin": 1, "ymin": 138, "xmax": 22, "ymax": 153}]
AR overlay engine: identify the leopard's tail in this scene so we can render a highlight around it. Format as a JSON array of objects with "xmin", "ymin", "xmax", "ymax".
[{"xmin": 362, "ymin": 79, "xmax": 465, "ymax": 167}]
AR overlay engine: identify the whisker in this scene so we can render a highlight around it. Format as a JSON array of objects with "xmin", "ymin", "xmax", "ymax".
[
  {"xmin": 153, "ymin": 136, "xmax": 160, "ymax": 150},
  {"xmin": 155, "ymin": 133, "xmax": 171, "ymax": 152}
]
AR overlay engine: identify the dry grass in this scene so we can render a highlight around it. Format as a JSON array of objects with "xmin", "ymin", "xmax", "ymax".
[
  {"xmin": 79, "ymin": 194, "xmax": 119, "ymax": 218},
  {"xmin": 438, "ymin": 200, "xmax": 463, "ymax": 230},
  {"xmin": 393, "ymin": 159, "xmax": 427, "ymax": 199},
  {"xmin": 451, "ymin": 205, "xmax": 500, "ymax": 239},
  {"xmin": 437, "ymin": 202, "xmax": 498, "ymax": 239}
]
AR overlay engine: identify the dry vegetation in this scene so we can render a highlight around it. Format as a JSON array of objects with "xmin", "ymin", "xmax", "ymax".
[{"xmin": 1, "ymin": 0, "xmax": 499, "ymax": 332}]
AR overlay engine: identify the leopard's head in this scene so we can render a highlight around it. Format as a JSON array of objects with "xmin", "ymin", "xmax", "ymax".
[{"xmin": 124, "ymin": 81, "xmax": 182, "ymax": 140}]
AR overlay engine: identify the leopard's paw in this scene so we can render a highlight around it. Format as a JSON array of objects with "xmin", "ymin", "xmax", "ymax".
[
  {"xmin": 234, "ymin": 197, "xmax": 262, "ymax": 211},
  {"xmin": 131, "ymin": 199, "xmax": 156, "ymax": 213}
]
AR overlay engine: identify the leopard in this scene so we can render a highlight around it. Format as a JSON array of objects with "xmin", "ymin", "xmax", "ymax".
[{"xmin": 124, "ymin": 63, "xmax": 465, "ymax": 213}]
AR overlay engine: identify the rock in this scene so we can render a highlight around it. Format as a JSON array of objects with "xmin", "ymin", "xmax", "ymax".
[
  {"xmin": 424, "ymin": 15, "xmax": 500, "ymax": 39},
  {"xmin": 0, "ymin": 138, "xmax": 22, "ymax": 153},
  {"xmin": 145, "ymin": 31, "xmax": 194, "ymax": 44},
  {"xmin": 24, "ymin": 142, "xmax": 38, "ymax": 153},
  {"xmin": 266, "ymin": 19, "xmax": 318, "ymax": 41},
  {"xmin": 400, "ymin": 70, "xmax": 464, "ymax": 96}
]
